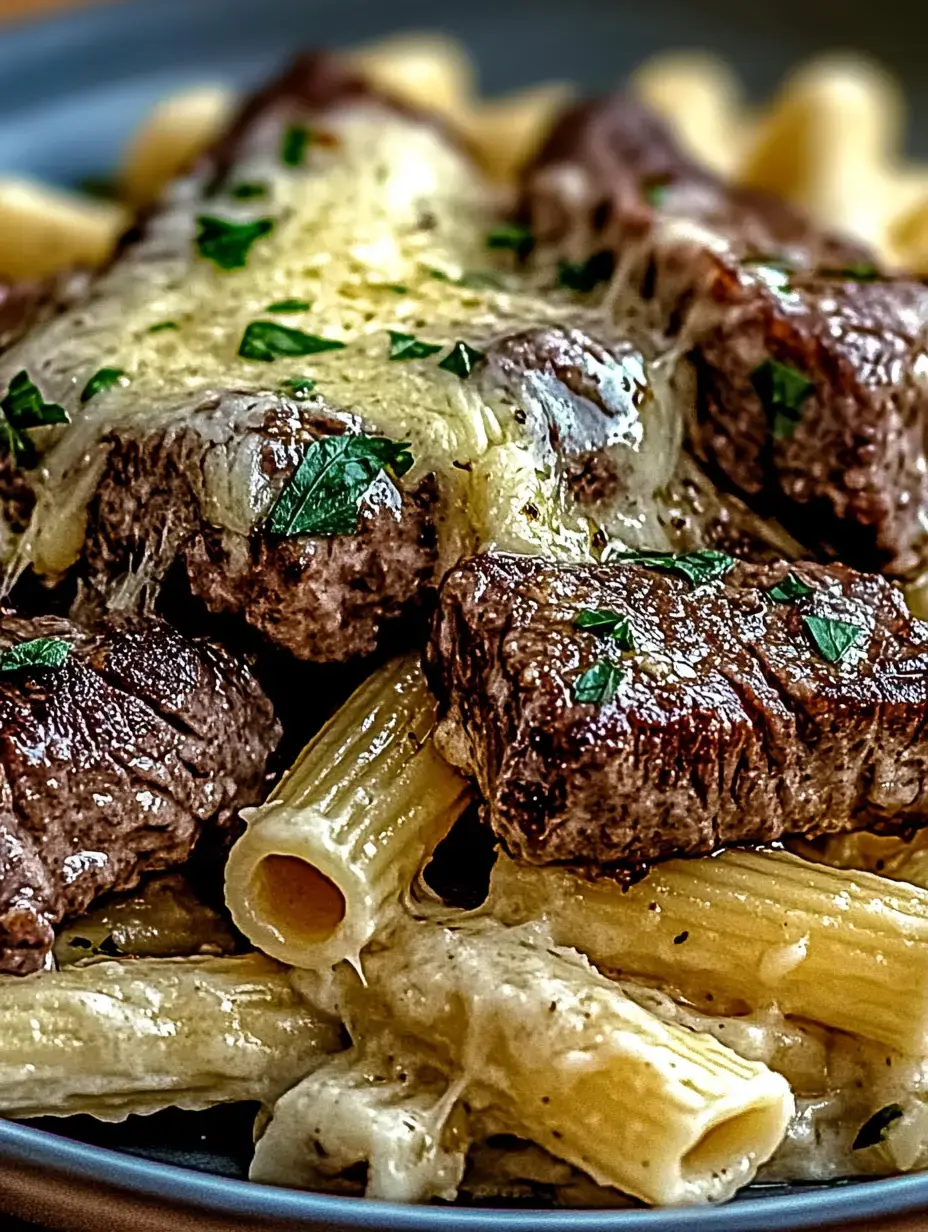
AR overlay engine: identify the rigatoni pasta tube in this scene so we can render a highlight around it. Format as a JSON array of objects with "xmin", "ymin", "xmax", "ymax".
[
  {"xmin": 225, "ymin": 657, "xmax": 470, "ymax": 971},
  {"xmin": 489, "ymin": 848, "xmax": 928, "ymax": 1056},
  {"xmin": 252, "ymin": 1048, "xmax": 468, "ymax": 1202},
  {"xmin": 355, "ymin": 918, "xmax": 793, "ymax": 1206},
  {"xmin": 0, "ymin": 955, "xmax": 341, "ymax": 1121}
]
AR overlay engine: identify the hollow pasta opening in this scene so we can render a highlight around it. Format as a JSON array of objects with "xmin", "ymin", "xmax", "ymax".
[
  {"xmin": 252, "ymin": 854, "xmax": 347, "ymax": 945},
  {"xmin": 681, "ymin": 1105, "xmax": 782, "ymax": 1182}
]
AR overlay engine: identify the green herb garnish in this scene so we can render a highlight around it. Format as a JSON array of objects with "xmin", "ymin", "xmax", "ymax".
[
  {"xmin": 438, "ymin": 341, "xmax": 485, "ymax": 379},
  {"xmin": 614, "ymin": 549, "xmax": 736, "ymax": 588},
  {"xmin": 486, "ymin": 223, "xmax": 534, "ymax": 261},
  {"xmin": 0, "ymin": 371, "xmax": 68, "ymax": 466},
  {"xmin": 387, "ymin": 331, "xmax": 443, "ymax": 361},
  {"xmin": 266, "ymin": 298, "xmax": 312, "ymax": 314},
  {"xmin": 280, "ymin": 377, "xmax": 317, "ymax": 400},
  {"xmin": 281, "ymin": 124, "xmax": 310, "ymax": 167},
  {"xmin": 767, "ymin": 573, "xmax": 814, "ymax": 603},
  {"xmin": 0, "ymin": 637, "xmax": 71, "ymax": 675},
  {"xmin": 818, "ymin": 263, "xmax": 881, "ymax": 282},
  {"xmin": 230, "ymin": 182, "xmax": 268, "ymax": 200},
  {"xmin": 195, "ymin": 215, "xmax": 274, "ymax": 271},
  {"xmin": 428, "ymin": 267, "xmax": 503, "ymax": 290},
  {"xmin": 68, "ymin": 937, "xmax": 93, "ymax": 950},
  {"xmin": 574, "ymin": 608, "xmax": 636, "ymax": 650},
  {"xmin": 750, "ymin": 359, "xmax": 815, "ymax": 440},
  {"xmin": 803, "ymin": 614, "xmax": 863, "ymax": 664},
  {"xmin": 266, "ymin": 434, "xmax": 413, "ymax": 537},
  {"xmin": 384, "ymin": 283, "xmax": 408, "ymax": 295},
  {"xmin": 80, "ymin": 368, "xmax": 128, "ymax": 404},
  {"xmin": 239, "ymin": 322, "xmax": 345, "ymax": 362},
  {"xmin": 853, "ymin": 1104, "xmax": 904, "ymax": 1150},
  {"xmin": 643, "ymin": 179, "xmax": 671, "ymax": 207},
  {"xmin": 557, "ymin": 250, "xmax": 615, "ymax": 293},
  {"xmin": 572, "ymin": 660, "xmax": 623, "ymax": 706},
  {"xmin": 148, "ymin": 321, "xmax": 178, "ymax": 334}
]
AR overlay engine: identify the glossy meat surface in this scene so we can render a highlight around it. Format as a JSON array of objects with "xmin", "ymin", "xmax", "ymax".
[
  {"xmin": 428, "ymin": 552, "xmax": 928, "ymax": 876},
  {"xmin": 522, "ymin": 95, "xmax": 928, "ymax": 576},
  {"xmin": 0, "ymin": 612, "xmax": 279, "ymax": 974}
]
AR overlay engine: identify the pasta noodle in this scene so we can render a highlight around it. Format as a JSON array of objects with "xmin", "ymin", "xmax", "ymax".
[
  {"xmin": 346, "ymin": 33, "xmax": 476, "ymax": 120},
  {"xmin": 488, "ymin": 848, "xmax": 928, "ymax": 1055},
  {"xmin": 225, "ymin": 657, "xmax": 470, "ymax": 972},
  {"xmin": 352, "ymin": 916, "xmax": 794, "ymax": 1206},
  {"xmin": 120, "ymin": 85, "xmax": 235, "ymax": 205},
  {"xmin": 0, "ymin": 954, "xmax": 341, "ymax": 1121},
  {"xmin": 629, "ymin": 52, "xmax": 746, "ymax": 177},
  {"xmin": 462, "ymin": 82, "xmax": 575, "ymax": 182},
  {"xmin": 251, "ymin": 1047, "xmax": 469, "ymax": 1201},
  {"xmin": 736, "ymin": 53, "xmax": 905, "ymax": 246},
  {"xmin": 0, "ymin": 178, "xmax": 128, "ymax": 280}
]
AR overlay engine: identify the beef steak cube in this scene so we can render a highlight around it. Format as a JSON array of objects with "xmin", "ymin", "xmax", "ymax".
[
  {"xmin": 522, "ymin": 94, "xmax": 928, "ymax": 577},
  {"xmin": 0, "ymin": 612, "xmax": 280, "ymax": 974},
  {"xmin": 427, "ymin": 551, "xmax": 928, "ymax": 877}
]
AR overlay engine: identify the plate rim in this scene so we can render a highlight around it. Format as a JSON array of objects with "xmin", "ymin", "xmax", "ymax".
[
  {"xmin": 1, "ymin": 1, "xmax": 928, "ymax": 1229},
  {"xmin": 4, "ymin": 1118, "xmax": 928, "ymax": 1230}
]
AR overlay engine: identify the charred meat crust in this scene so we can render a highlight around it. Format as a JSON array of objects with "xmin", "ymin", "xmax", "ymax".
[
  {"xmin": 83, "ymin": 392, "xmax": 440, "ymax": 662},
  {"xmin": 521, "ymin": 94, "xmax": 928, "ymax": 577},
  {"xmin": 427, "ymin": 552, "xmax": 928, "ymax": 879},
  {"xmin": 0, "ymin": 611, "xmax": 280, "ymax": 975}
]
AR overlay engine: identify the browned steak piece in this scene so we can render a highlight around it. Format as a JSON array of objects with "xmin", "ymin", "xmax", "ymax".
[
  {"xmin": 427, "ymin": 551, "xmax": 928, "ymax": 878},
  {"xmin": 84, "ymin": 392, "xmax": 439, "ymax": 662},
  {"xmin": 521, "ymin": 95, "xmax": 928, "ymax": 577},
  {"xmin": 0, "ymin": 612, "xmax": 280, "ymax": 974}
]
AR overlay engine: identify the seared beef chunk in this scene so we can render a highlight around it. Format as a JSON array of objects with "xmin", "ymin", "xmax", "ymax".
[
  {"xmin": 522, "ymin": 95, "xmax": 928, "ymax": 577},
  {"xmin": 428, "ymin": 551, "xmax": 928, "ymax": 878},
  {"xmin": 0, "ymin": 612, "xmax": 279, "ymax": 974},
  {"xmin": 84, "ymin": 392, "xmax": 439, "ymax": 663}
]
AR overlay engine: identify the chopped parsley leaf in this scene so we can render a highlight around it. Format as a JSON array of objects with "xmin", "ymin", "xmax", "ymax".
[
  {"xmin": 643, "ymin": 179, "xmax": 671, "ymax": 207},
  {"xmin": 384, "ymin": 283, "xmax": 408, "ymax": 295},
  {"xmin": 0, "ymin": 371, "xmax": 68, "ymax": 466},
  {"xmin": 818, "ymin": 263, "xmax": 881, "ymax": 282},
  {"xmin": 853, "ymin": 1104, "xmax": 904, "ymax": 1150},
  {"xmin": 387, "ymin": 331, "xmax": 443, "ymax": 362},
  {"xmin": 238, "ymin": 322, "xmax": 345, "ymax": 362},
  {"xmin": 486, "ymin": 223, "xmax": 534, "ymax": 261},
  {"xmin": 438, "ymin": 341, "xmax": 485, "ymax": 379},
  {"xmin": 803, "ymin": 614, "xmax": 863, "ymax": 664},
  {"xmin": 229, "ymin": 182, "xmax": 268, "ymax": 200},
  {"xmin": 429, "ymin": 267, "xmax": 503, "ymax": 291},
  {"xmin": 574, "ymin": 608, "xmax": 635, "ymax": 650},
  {"xmin": 281, "ymin": 123, "xmax": 310, "ymax": 168},
  {"xmin": 195, "ymin": 215, "xmax": 274, "ymax": 271},
  {"xmin": 148, "ymin": 321, "xmax": 178, "ymax": 334},
  {"xmin": 613, "ymin": 549, "xmax": 736, "ymax": 588},
  {"xmin": 67, "ymin": 936, "xmax": 93, "ymax": 949},
  {"xmin": 557, "ymin": 250, "xmax": 615, "ymax": 293},
  {"xmin": 750, "ymin": 359, "xmax": 815, "ymax": 440},
  {"xmin": 280, "ymin": 377, "xmax": 317, "ymax": 400},
  {"xmin": 0, "ymin": 636, "xmax": 71, "ymax": 675},
  {"xmin": 572, "ymin": 660, "xmax": 623, "ymax": 706},
  {"xmin": 265, "ymin": 298, "xmax": 312, "ymax": 314},
  {"xmin": 80, "ymin": 367, "xmax": 128, "ymax": 404},
  {"xmin": 767, "ymin": 573, "xmax": 814, "ymax": 603},
  {"xmin": 673, "ymin": 931, "xmax": 689, "ymax": 944},
  {"xmin": 266, "ymin": 435, "xmax": 413, "ymax": 537}
]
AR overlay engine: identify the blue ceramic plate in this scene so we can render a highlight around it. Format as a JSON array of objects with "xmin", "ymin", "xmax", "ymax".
[{"xmin": 1, "ymin": 1, "xmax": 927, "ymax": 1228}]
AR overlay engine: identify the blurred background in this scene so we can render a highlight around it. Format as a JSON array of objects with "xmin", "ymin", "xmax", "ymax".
[{"xmin": 0, "ymin": 0, "xmax": 926, "ymax": 280}]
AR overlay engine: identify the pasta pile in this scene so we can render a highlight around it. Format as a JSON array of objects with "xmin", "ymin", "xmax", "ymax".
[{"xmin": 4, "ymin": 30, "xmax": 928, "ymax": 1213}]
